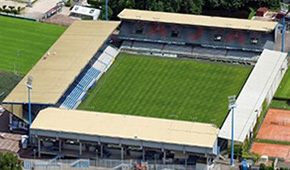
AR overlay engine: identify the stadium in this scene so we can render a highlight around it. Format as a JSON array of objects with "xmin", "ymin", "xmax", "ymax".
[{"xmin": 2, "ymin": 9, "xmax": 288, "ymax": 169}]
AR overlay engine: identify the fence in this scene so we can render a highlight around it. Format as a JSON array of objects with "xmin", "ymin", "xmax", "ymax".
[{"xmin": 22, "ymin": 158, "xmax": 198, "ymax": 170}]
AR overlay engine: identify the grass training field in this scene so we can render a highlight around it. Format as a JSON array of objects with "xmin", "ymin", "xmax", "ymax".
[
  {"xmin": 275, "ymin": 69, "xmax": 290, "ymax": 99},
  {"xmin": 79, "ymin": 53, "xmax": 252, "ymax": 127},
  {"xmin": 0, "ymin": 16, "xmax": 66, "ymax": 75},
  {"xmin": 0, "ymin": 71, "xmax": 21, "ymax": 102}
]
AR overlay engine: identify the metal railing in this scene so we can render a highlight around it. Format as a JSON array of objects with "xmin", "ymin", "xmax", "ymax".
[{"xmin": 22, "ymin": 158, "xmax": 198, "ymax": 170}]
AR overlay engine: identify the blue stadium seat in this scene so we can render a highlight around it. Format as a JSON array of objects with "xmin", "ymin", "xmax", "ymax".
[
  {"xmin": 62, "ymin": 97, "xmax": 77, "ymax": 109},
  {"xmin": 61, "ymin": 67, "xmax": 102, "ymax": 109}
]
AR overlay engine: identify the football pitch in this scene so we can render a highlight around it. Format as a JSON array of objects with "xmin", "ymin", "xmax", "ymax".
[
  {"xmin": 0, "ymin": 71, "xmax": 21, "ymax": 102},
  {"xmin": 0, "ymin": 16, "xmax": 66, "ymax": 75},
  {"xmin": 79, "ymin": 53, "xmax": 252, "ymax": 127},
  {"xmin": 275, "ymin": 69, "xmax": 290, "ymax": 99}
]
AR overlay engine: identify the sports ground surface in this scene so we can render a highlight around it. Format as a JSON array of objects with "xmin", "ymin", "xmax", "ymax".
[
  {"xmin": 0, "ymin": 16, "xmax": 66, "ymax": 75},
  {"xmin": 275, "ymin": 69, "xmax": 290, "ymax": 99},
  {"xmin": 79, "ymin": 53, "xmax": 252, "ymax": 127},
  {"xmin": 251, "ymin": 142, "xmax": 290, "ymax": 159},
  {"xmin": 256, "ymin": 109, "xmax": 290, "ymax": 142},
  {"xmin": 0, "ymin": 72, "xmax": 20, "ymax": 102},
  {"xmin": 271, "ymin": 69, "xmax": 290, "ymax": 110},
  {"xmin": 0, "ymin": 16, "xmax": 66, "ymax": 102}
]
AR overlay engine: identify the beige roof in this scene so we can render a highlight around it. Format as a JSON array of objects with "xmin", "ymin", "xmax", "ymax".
[
  {"xmin": 31, "ymin": 108, "xmax": 219, "ymax": 148},
  {"xmin": 118, "ymin": 9, "xmax": 278, "ymax": 32},
  {"xmin": 3, "ymin": 21, "xmax": 120, "ymax": 105}
]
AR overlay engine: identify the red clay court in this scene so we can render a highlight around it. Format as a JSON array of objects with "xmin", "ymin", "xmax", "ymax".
[
  {"xmin": 251, "ymin": 142, "xmax": 290, "ymax": 159},
  {"xmin": 256, "ymin": 109, "xmax": 290, "ymax": 142}
]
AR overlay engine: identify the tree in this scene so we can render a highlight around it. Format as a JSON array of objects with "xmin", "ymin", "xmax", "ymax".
[
  {"xmin": 0, "ymin": 152, "xmax": 22, "ymax": 170},
  {"xmin": 259, "ymin": 163, "xmax": 274, "ymax": 170},
  {"xmin": 180, "ymin": 0, "xmax": 204, "ymax": 14}
]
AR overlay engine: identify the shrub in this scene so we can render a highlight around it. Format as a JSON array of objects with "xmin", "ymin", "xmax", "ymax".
[
  {"xmin": 8, "ymin": 6, "xmax": 15, "ymax": 10},
  {"xmin": 65, "ymin": 1, "xmax": 71, "ymax": 7},
  {"xmin": 3, "ymin": 9, "xmax": 10, "ymax": 14},
  {"xmin": 0, "ymin": 152, "xmax": 22, "ymax": 170}
]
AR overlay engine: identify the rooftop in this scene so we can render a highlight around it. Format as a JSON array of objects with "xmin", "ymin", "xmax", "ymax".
[
  {"xmin": 3, "ymin": 21, "xmax": 119, "ymax": 106},
  {"xmin": 118, "ymin": 9, "xmax": 278, "ymax": 32},
  {"xmin": 70, "ymin": 5, "xmax": 101, "ymax": 17},
  {"xmin": 31, "ymin": 108, "xmax": 219, "ymax": 149},
  {"xmin": 219, "ymin": 49, "xmax": 288, "ymax": 142}
]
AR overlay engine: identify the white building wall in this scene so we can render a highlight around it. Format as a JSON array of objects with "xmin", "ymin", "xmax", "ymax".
[{"xmin": 219, "ymin": 49, "xmax": 288, "ymax": 142}]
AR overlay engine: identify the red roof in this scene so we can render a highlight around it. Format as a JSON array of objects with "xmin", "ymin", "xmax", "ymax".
[
  {"xmin": 256, "ymin": 7, "xmax": 268, "ymax": 17},
  {"xmin": 257, "ymin": 7, "xmax": 268, "ymax": 13}
]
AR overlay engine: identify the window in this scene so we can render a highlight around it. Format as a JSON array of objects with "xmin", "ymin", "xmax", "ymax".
[
  {"xmin": 214, "ymin": 34, "xmax": 222, "ymax": 41},
  {"xmin": 135, "ymin": 27, "xmax": 143, "ymax": 34},
  {"xmin": 171, "ymin": 30, "xmax": 179, "ymax": 38},
  {"xmin": 250, "ymin": 38, "xmax": 258, "ymax": 44}
]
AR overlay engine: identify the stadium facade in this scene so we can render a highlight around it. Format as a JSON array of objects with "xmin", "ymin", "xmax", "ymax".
[
  {"xmin": 118, "ymin": 9, "xmax": 279, "ymax": 64},
  {"xmin": 2, "ymin": 9, "xmax": 288, "ymax": 169}
]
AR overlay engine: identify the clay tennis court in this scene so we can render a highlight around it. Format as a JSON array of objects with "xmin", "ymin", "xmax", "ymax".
[
  {"xmin": 251, "ymin": 142, "xmax": 290, "ymax": 159},
  {"xmin": 256, "ymin": 109, "xmax": 290, "ymax": 142}
]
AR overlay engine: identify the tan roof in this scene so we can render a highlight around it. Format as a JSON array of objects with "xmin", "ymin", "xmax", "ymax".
[
  {"xmin": 3, "ymin": 21, "xmax": 120, "ymax": 105},
  {"xmin": 31, "ymin": 108, "xmax": 219, "ymax": 148},
  {"xmin": 118, "ymin": 9, "xmax": 278, "ymax": 32}
]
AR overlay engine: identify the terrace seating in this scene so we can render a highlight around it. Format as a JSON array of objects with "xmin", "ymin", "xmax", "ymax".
[
  {"xmin": 121, "ymin": 41, "xmax": 133, "ymax": 49},
  {"xmin": 59, "ymin": 45, "xmax": 120, "ymax": 110},
  {"xmin": 61, "ymin": 97, "xmax": 78, "ymax": 110},
  {"xmin": 132, "ymin": 41, "xmax": 163, "ymax": 52},
  {"xmin": 119, "ymin": 20, "xmax": 274, "ymax": 52},
  {"xmin": 227, "ymin": 50, "xmax": 259, "ymax": 58},
  {"xmin": 77, "ymin": 67, "xmax": 102, "ymax": 91},
  {"xmin": 192, "ymin": 46, "xmax": 227, "ymax": 56},
  {"xmin": 163, "ymin": 44, "xmax": 192, "ymax": 54}
]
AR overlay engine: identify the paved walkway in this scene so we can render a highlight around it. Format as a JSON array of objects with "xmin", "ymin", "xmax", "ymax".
[{"xmin": 22, "ymin": 0, "xmax": 61, "ymax": 20}]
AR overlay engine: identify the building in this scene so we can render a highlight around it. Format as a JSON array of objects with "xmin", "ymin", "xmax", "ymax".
[
  {"xmin": 118, "ymin": 9, "xmax": 278, "ymax": 56},
  {"xmin": 219, "ymin": 49, "xmax": 288, "ymax": 142},
  {"xmin": 70, "ymin": 5, "xmax": 101, "ymax": 20},
  {"xmin": 2, "ymin": 21, "xmax": 120, "ymax": 130},
  {"xmin": 30, "ymin": 108, "xmax": 219, "ymax": 167},
  {"xmin": 256, "ymin": 7, "xmax": 269, "ymax": 17},
  {"xmin": 2, "ymin": 9, "xmax": 288, "ymax": 167}
]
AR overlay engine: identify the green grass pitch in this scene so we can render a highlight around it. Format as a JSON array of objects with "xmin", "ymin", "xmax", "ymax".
[
  {"xmin": 0, "ymin": 16, "xmax": 66, "ymax": 75},
  {"xmin": 275, "ymin": 69, "xmax": 290, "ymax": 99},
  {"xmin": 78, "ymin": 53, "xmax": 252, "ymax": 127},
  {"xmin": 0, "ymin": 71, "xmax": 21, "ymax": 102}
]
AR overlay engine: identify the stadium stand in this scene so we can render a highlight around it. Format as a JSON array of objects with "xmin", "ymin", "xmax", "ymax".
[
  {"xmin": 220, "ymin": 49, "xmax": 288, "ymax": 142},
  {"xmin": 118, "ymin": 9, "xmax": 278, "ymax": 62},
  {"xmin": 163, "ymin": 44, "xmax": 193, "ymax": 54},
  {"xmin": 121, "ymin": 40, "xmax": 260, "ymax": 64},
  {"xmin": 3, "ymin": 21, "xmax": 120, "ymax": 123},
  {"xmin": 60, "ymin": 45, "xmax": 120, "ymax": 110},
  {"xmin": 132, "ymin": 41, "xmax": 164, "ymax": 52},
  {"xmin": 31, "ymin": 108, "xmax": 219, "ymax": 164},
  {"xmin": 119, "ymin": 20, "xmax": 276, "ymax": 52},
  {"xmin": 192, "ymin": 46, "xmax": 227, "ymax": 56},
  {"xmin": 226, "ymin": 50, "xmax": 260, "ymax": 59}
]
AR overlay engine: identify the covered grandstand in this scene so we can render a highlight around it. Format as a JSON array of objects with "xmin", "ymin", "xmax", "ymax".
[
  {"xmin": 2, "ymin": 21, "xmax": 120, "ymax": 127},
  {"xmin": 219, "ymin": 49, "xmax": 288, "ymax": 142},
  {"xmin": 30, "ymin": 108, "xmax": 219, "ymax": 167},
  {"xmin": 118, "ymin": 9, "xmax": 278, "ymax": 63},
  {"xmin": 2, "ymin": 9, "xmax": 289, "ymax": 168}
]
